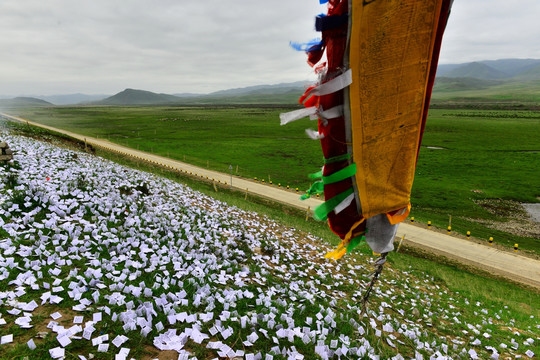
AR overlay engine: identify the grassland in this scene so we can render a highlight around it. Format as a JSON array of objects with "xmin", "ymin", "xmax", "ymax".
[
  {"xmin": 10, "ymin": 106, "xmax": 540, "ymax": 254},
  {"xmin": 431, "ymin": 78, "xmax": 540, "ymax": 108},
  {"xmin": 1, "ymin": 125, "xmax": 539, "ymax": 360}
]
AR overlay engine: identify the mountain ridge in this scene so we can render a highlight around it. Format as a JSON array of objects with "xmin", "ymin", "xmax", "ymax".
[
  {"xmin": 2, "ymin": 59, "xmax": 539, "ymax": 106},
  {"xmin": 0, "ymin": 97, "xmax": 53, "ymax": 107}
]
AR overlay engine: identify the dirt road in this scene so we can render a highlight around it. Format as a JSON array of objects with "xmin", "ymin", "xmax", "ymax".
[{"xmin": 3, "ymin": 112, "xmax": 539, "ymax": 289}]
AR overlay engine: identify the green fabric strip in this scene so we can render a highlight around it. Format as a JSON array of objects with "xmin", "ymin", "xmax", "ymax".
[
  {"xmin": 324, "ymin": 153, "xmax": 350, "ymax": 164},
  {"xmin": 300, "ymin": 180, "xmax": 324, "ymax": 200},
  {"xmin": 322, "ymin": 163, "xmax": 357, "ymax": 185},
  {"xmin": 308, "ymin": 170, "xmax": 323, "ymax": 180},
  {"xmin": 346, "ymin": 235, "xmax": 365, "ymax": 254},
  {"xmin": 313, "ymin": 187, "xmax": 354, "ymax": 221}
]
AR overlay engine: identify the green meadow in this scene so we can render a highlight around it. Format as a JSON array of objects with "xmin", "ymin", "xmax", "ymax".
[
  {"xmin": 432, "ymin": 78, "xmax": 540, "ymax": 107},
  {"xmin": 13, "ymin": 106, "xmax": 540, "ymax": 254},
  {"xmin": 1, "ymin": 114, "xmax": 539, "ymax": 360}
]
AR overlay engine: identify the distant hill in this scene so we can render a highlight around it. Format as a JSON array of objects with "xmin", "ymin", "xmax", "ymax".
[
  {"xmin": 442, "ymin": 62, "xmax": 508, "ymax": 80},
  {"xmin": 0, "ymin": 97, "xmax": 53, "ymax": 107},
  {"xmin": 40, "ymin": 93, "xmax": 109, "ymax": 105},
  {"xmin": 3, "ymin": 59, "xmax": 539, "ymax": 107},
  {"xmin": 431, "ymin": 59, "xmax": 540, "ymax": 107},
  {"xmin": 97, "ymin": 89, "xmax": 181, "ymax": 105},
  {"xmin": 207, "ymin": 81, "xmax": 307, "ymax": 97},
  {"xmin": 94, "ymin": 83, "xmax": 307, "ymax": 106},
  {"xmin": 436, "ymin": 59, "xmax": 540, "ymax": 80},
  {"xmin": 433, "ymin": 77, "xmax": 504, "ymax": 91},
  {"xmin": 480, "ymin": 59, "xmax": 540, "ymax": 77},
  {"xmin": 511, "ymin": 63, "xmax": 540, "ymax": 80}
]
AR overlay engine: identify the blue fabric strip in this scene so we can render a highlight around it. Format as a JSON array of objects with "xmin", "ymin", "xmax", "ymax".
[{"xmin": 289, "ymin": 38, "xmax": 323, "ymax": 52}]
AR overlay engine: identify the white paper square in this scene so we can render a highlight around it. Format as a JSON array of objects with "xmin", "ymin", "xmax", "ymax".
[
  {"xmin": 1, "ymin": 334, "xmax": 14, "ymax": 344},
  {"xmin": 57, "ymin": 334, "xmax": 72, "ymax": 347},
  {"xmin": 49, "ymin": 347, "xmax": 65, "ymax": 359},
  {"xmin": 27, "ymin": 338, "xmax": 36, "ymax": 350}
]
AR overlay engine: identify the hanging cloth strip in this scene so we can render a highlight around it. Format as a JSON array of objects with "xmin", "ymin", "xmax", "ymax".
[
  {"xmin": 301, "ymin": 163, "xmax": 356, "ymax": 200},
  {"xmin": 279, "ymin": 107, "xmax": 318, "ymax": 125},
  {"xmin": 289, "ymin": 38, "xmax": 324, "ymax": 52},
  {"xmin": 333, "ymin": 193, "xmax": 355, "ymax": 214},
  {"xmin": 322, "ymin": 163, "xmax": 356, "ymax": 185},
  {"xmin": 279, "ymin": 104, "xmax": 344, "ymax": 126},
  {"xmin": 324, "ymin": 153, "xmax": 350, "ymax": 164},
  {"xmin": 283, "ymin": 0, "xmax": 453, "ymax": 261},
  {"xmin": 315, "ymin": 13, "xmax": 348, "ymax": 32},
  {"xmin": 313, "ymin": 187, "xmax": 354, "ymax": 221},
  {"xmin": 325, "ymin": 218, "xmax": 366, "ymax": 260},
  {"xmin": 299, "ymin": 69, "xmax": 352, "ymax": 104},
  {"xmin": 300, "ymin": 181, "xmax": 324, "ymax": 200},
  {"xmin": 319, "ymin": 105, "xmax": 344, "ymax": 120},
  {"xmin": 305, "ymin": 129, "xmax": 324, "ymax": 140}
]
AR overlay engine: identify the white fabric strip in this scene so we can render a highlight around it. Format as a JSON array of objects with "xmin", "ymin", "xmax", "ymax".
[
  {"xmin": 305, "ymin": 129, "xmax": 324, "ymax": 140},
  {"xmin": 366, "ymin": 214, "xmax": 399, "ymax": 254},
  {"xmin": 320, "ymin": 105, "xmax": 344, "ymax": 120},
  {"xmin": 334, "ymin": 193, "xmax": 355, "ymax": 214},
  {"xmin": 279, "ymin": 107, "xmax": 318, "ymax": 126},
  {"xmin": 306, "ymin": 69, "xmax": 352, "ymax": 97}
]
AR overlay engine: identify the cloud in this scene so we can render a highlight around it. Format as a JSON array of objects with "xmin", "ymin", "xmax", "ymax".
[
  {"xmin": 0, "ymin": 0, "xmax": 321, "ymax": 95},
  {"xmin": 1, "ymin": 0, "xmax": 539, "ymax": 95},
  {"xmin": 439, "ymin": 0, "xmax": 540, "ymax": 63}
]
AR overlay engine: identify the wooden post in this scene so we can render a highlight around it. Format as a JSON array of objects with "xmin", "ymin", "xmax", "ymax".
[{"xmin": 396, "ymin": 235, "xmax": 405, "ymax": 253}]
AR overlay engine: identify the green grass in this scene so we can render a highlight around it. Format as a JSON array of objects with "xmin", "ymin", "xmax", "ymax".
[
  {"xmin": 1, "ymin": 123, "xmax": 539, "ymax": 360},
  {"xmin": 8, "ymin": 106, "xmax": 540, "ymax": 254},
  {"xmin": 13, "ymin": 106, "xmax": 320, "ymax": 189},
  {"xmin": 432, "ymin": 79, "xmax": 540, "ymax": 107}
]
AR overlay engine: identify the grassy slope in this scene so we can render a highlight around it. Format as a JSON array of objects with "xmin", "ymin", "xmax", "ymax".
[
  {"xmin": 411, "ymin": 109, "xmax": 540, "ymax": 249},
  {"xmin": 432, "ymin": 79, "xmax": 540, "ymax": 106},
  {"xmin": 11, "ymin": 106, "xmax": 540, "ymax": 254},
  {"xmin": 15, "ymin": 106, "xmax": 321, "ymax": 189},
  {"xmin": 1, "ymin": 122, "xmax": 539, "ymax": 360}
]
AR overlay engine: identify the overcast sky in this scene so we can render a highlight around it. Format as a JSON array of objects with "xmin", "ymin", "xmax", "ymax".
[{"xmin": 1, "ymin": 0, "xmax": 539, "ymax": 96}]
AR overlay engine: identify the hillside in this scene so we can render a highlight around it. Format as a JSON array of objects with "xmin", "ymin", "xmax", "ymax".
[
  {"xmin": 207, "ymin": 81, "xmax": 307, "ymax": 97},
  {"xmin": 5, "ymin": 58, "xmax": 539, "ymax": 107},
  {"xmin": 512, "ymin": 63, "xmax": 540, "ymax": 80},
  {"xmin": 1, "ymin": 130, "xmax": 538, "ymax": 359},
  {"xmin": 97, "ymin": 88, "xmax": 181, "ymax": 105},
  {"xmin": 41, "ymin": 93, "xmax": 108, "ymax": 105},
  {"xmin": 0, "ymin": 97, "xmax": 53, "ymax": 108},
  {"xmin": 95, "ymin": 86, "xmax": 305, "ymax": 106},
  {"xmin": 437, "ymin": 59, "xmax": 540, "ymax": 80},
  {"xmin": 433, "ymin": 77, "xmax": 504, "ymax": 91},
  {"xmin": 442, "ymin": 62, "xmax": 509, "ymax": 80},
  {"xmin": 431, "ymin": 78, "xmax": 540, "ymax": 107}
]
